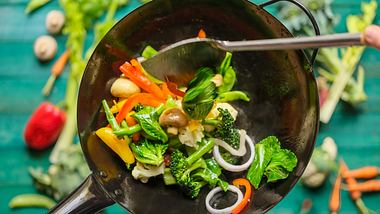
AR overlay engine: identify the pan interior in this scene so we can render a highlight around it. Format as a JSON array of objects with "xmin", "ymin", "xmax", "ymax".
[{"xmin": 77, "ymin": 0, "xmax": 319, "ymax": 213}]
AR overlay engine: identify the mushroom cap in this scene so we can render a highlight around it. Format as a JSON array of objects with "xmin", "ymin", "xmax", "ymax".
[
  {"xmin": 33, "ymin": 35, "xmax": 58, "ymax": 61},
  {"xmin": 45, "ymin": 10, "xmax": 65, "ymax": 35},
  {"xmin": 159, "ymin": 108, "xmax": 188, "ymax": 127}
]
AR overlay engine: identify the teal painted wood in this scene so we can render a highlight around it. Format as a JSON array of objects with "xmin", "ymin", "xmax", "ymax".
[{"xmin": 0, "ymin": 0, "xmax": 379, "ymax": 214}]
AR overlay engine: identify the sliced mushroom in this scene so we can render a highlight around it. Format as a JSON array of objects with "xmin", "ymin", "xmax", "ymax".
[
  {"xmin": 45, "ymin": 10, "xmax": 65, "ymax": 35},
  {"xmin": 111, "ymin": 78, "xmax": 141, "ymax": 98},
  {"xmin": 34, "ymin": 35, "xmax": 58, "ymax": 61},
  {"xmin": 159, "ymin": 108, "xmax": 188, "ymax": 128}
]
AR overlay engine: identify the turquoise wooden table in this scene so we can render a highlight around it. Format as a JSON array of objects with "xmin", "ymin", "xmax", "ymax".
[{"xmin": 0, "ymin": 0, "xmax": 379, "ymax": 213}]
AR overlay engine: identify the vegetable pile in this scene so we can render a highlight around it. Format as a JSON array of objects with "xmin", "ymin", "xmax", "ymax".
[
  {"xmin": 277, "ymin": 0, "xmax": 378, "ymax": 123},
  {"xmin": 95, "ymin": 31, "xmax": 298, "ymax": 213}
]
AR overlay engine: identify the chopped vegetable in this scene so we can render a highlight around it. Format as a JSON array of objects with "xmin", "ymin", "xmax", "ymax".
[
  {"xmin": 217, "ymin": 91, "xmax": 250, "ymax": 103},
  {"xmin": 342, "ymin": 166, "xmax": 380, "ymax": 179},
  {"xmin": 95, "ymin": 127, "xmax": 135, "ymax": 165},
  {"xmin": 45, "ymin": 10, "xmax": 65, "ymax": 34},
  {"xmin": 198, "ymin": 29, "xmax": 206, "ymax": 38},
  {"xmin": 115, "ymin": 93, "xmax": 164, "ymax": 124},
  {"xmin": 142, "ymin": 45, "xmax": 158, "ymax": 59},
  {"xmin": 203, "ymin": 108, "xmax": 240, "ymax": 149},
  {"xmin": 34, "ymin": 35, "xmax": 58, "ymax": 61},
  {"xmin": 247, "ymin": 136, "xmax": 297, "ymax": 189},
  {"xmin": 130, "ymin": 139, "xmax": 168, "ymax": 166},
  {"xmin": 132, "ymin": 162, "xmax": 165, "ymax": 183},
  {"xmin": 110, "ymin": 78, "xmax": 141, "ymax": 98},
  {"xmin": 213, "ymin": 133, "xmax": 255, "ymax": 172},
  {"xmin": 9, "ymin": 194, "xmax": 56, "ymax": 209},
  {"xmin": 182, "ymin": 67, "xmax": 217, "ymax": 119},
  {"xmin": 264, "ymin": 149, "xmax": 297, "ymax": 183},
  {"xmin": 166, "ymin": 81, "xmax": 185, "ymax": 97},
  {"xmin": 120, "ymin": 61, "xmax": 165, "ymax": 100},
  {"xmin": 329, "ymin": 167, "xmax": 342, "ymax": 214},
  {"xmin": 205, "ymin": 185, "xmax": 243, "ymax": 214},
  {"xmin": 25, "ymin": 0, "xmax": 51, "ymax": 14},
  {"xmin": 132, "ymin": 105, "xmax": 168, "ymax": 143},
  {"xmin": 232, "ymin": 178, "xmax": 252, "ymax": 214},
  {"xmin": 170, "ymin": 139, "xmax": 217, "ymax": 198},
  {"xmin": 42, "ymin": 50, "xmax": 70, "ymax": 97},
  {"xmin": 159, "ymin": 108, "xmax": 188, "ymax": 128},
  {"xmin": 102, "ymin": 99, "xmax": 120, "ymax": 131},
  {"xmin": 24, "ymin": 102, "xmax": 66, "ymax": 150},
  {"xmin": 163, "ymin": 168, "xmax": 177, "ymax": 185}
]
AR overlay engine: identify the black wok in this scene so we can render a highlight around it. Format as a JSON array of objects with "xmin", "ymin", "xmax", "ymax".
[{"xmin": 49, "ymin": 0, "xmax": 319, "ymax": 213}]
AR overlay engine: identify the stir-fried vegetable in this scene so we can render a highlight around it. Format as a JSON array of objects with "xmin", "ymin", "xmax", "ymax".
[
  {"xmin": 204, "ymin": 108, "xmax": 240, "ymax": 149},
  {"xmin": 93, "ymin": 38, "xmax": 298, "ymax": 204},
  {"xmin": 130, "ymin": 139, "xmax": 168, "ymax": 166},
  {"xmin": 182, "ymin": 67, "xmax": 217, "ymax": 119},
  {"xmin": 247, "ymin": 136, "xmax": 297, "ymax": 189},
  {"xmin": 232, "ymin": 178, "xmax": 252, "ymax": 214}
]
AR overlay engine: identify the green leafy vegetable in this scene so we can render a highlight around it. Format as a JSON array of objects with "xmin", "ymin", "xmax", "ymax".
[
  {"xmin": 132, "ymin": 105, "xmax": 168, "ymax": 143},
  {"xmin": 247, "ymin": 136, "xmax": 297, "ymax": 188},
  {"xmin": 130, "ymin": 139, "xmax": 168, "ymax": 166},
  {"xmin": 9, "ymin": 194, "xmax": 56, "ymax": 209},
  {"xmin": 217, "ymin": 91, "xmax": 250, "ymax": 102},
  {"xmin": 142, "ymin": 45, "xmax": 158, "ymax": 59},
  {"xmin": 264, "ymin": 149, "xmax": 297, "ymax": 182},
  {"xmin": 182, "ymin": 67, "xmax": 217, "ymax": 119},
  {"xmin": 25, "ymin": 0, "xmax": 51, "ymax": 14}
]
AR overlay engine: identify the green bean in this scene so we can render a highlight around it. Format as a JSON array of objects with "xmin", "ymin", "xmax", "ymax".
[
  {"xmin": 114, "ymin": 124, "xmax": 142, "ymax": 136},
  {"xmin": 102, "ymin": 99, "xmax": 120, "ymax": 131},
  {"xmin": 25, "ymin": 0, "xmax": 51, "ymax": 14},
  {"xmin": 9, "ymin": 194, "xmax": 56, "ymax": 209}
]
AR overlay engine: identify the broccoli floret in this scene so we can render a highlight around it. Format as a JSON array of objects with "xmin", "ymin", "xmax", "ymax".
[
  {"xmin": 170, "ymin": 140, "xmax": 230, "ymax": 198},
  {"xmin": 130, "ymin": 140, "xmax": 168, "ymax": 166},
  {"xmin": 203, "ymin": 108, "xmax": 240, "ymax": 149}
]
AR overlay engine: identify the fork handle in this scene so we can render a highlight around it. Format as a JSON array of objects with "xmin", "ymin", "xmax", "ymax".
[{"xmin": 220, "ymin": 33, "xmax": 365, "ymax": 51}]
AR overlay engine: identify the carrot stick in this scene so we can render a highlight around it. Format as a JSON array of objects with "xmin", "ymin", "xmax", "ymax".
[
  {"xmin": 340, "ymin": 160, "xmax": 361, "ymax": 200},
  {"xmin": 340, "ymin": 160, "xmax": 372, "ymax": 214},
  {"xmin": 348, "ymin": 180, "xmax": 380, "ymax": 192},
  {"xmin": 329, "ymin": 167, "xmax": 342, "ymax": 214},
  {"xmin": 343, "ymin": 166, "xmax": 380, "ymax": 179},
  {"xmin": 42, "ymin": 50, "xmax": 70, "ymax": 96},
  {"xmin": 198, "ymin": 29, "xmax": 206, "ymax": 38}
]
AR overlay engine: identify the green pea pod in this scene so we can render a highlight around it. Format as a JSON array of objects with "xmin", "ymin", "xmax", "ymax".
[
  {"xmin": 217, "ymin": 91, "xmax": 250, "ymax": 102},
  {"xmin": 218, "ymin": 66, "xmax": 236, "ymax": 93},
  {"xmin": 25, "ymin": 0, "xmax": 51, "ymax": 14},
  {"xmin": 9, "ymin": 194, "xmax": 56, "ymax": 209},
  {"xmin": 218, "ymin": 52, "xmax": 232, "ymax": 76}
]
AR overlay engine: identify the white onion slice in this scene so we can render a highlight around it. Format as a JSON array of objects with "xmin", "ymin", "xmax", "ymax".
[
  {"xmin": 214, "ymin": 130, "xmax": 247, "ymax": 156},
  {"xmin": 213, "ymin": 133, "xmax": 255, "ymax": 172},
  {"xmin": 205, "ymin": 185, "xmax": 243, "ymax": 214}
]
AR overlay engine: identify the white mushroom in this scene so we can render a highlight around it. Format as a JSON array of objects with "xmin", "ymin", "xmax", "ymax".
[
  {"xmin": 34, "ymin": 35, "xmax": 58, "ymax": 61},
  {"xmin": 45, "ymin": 10, "xmax": 65, "ymax": 35},
  {"xmin": 110, "ymin": 78, "xmax": 141, "ymax": 98}
]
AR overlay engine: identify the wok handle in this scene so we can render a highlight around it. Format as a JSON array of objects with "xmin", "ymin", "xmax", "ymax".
[
  {"xmin": 259, "ymin": 0, "xmax": 320, "ymax": 66},
  {"xmin": 48, "ymin": 174, "xmax": 115, "ymax": 214}
]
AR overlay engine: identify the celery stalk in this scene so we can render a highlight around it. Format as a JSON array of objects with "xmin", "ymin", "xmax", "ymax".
[{"xmin": 319, "ymin": 0, "xmax": 377, "ymax": 123}]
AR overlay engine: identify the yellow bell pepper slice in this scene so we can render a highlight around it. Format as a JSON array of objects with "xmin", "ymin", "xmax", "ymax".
[{"xmin": 95, "ymin": 127, "xmax": 135, "ymax": 165}]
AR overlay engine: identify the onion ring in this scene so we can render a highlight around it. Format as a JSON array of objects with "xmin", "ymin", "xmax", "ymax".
[
  {"xmin": 213, "ymin": 133, "xmax": 255, "ymax": 172},
  {"xmin": 213, "ymin": 130, "xmax": 247, "ymax": 156},
  {"xmin": 205, "ymin": 185, "xmax": 243, "ymax": 214}
]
